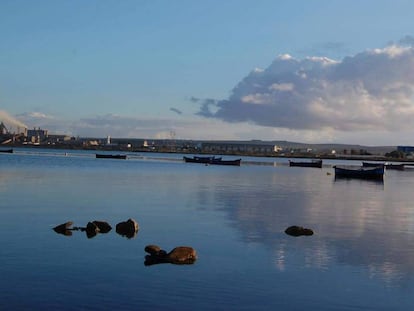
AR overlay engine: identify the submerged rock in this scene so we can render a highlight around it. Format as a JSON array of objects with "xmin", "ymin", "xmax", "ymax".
[
  {"xmin": 53, "ymin": 221, "xmax": 73, "ymax": 236},
  {"xmin": 144, "ymin": 245, "xmax": 197, "ymax": 266},
  {"xmin": 285, "ymin": 225, "xmax": 314, "ymax": 237},
  {"xmin": 116, "ymin": 218, "xmax": 139, "ymax": 238}
]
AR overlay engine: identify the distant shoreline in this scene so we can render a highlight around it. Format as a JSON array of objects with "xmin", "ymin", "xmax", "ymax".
[{"xmin": 3, "ymin": 144, "xmax": 413, "ymax": 163}]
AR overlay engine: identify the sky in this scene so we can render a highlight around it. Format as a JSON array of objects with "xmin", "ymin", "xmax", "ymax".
[{"xmin": 1, "ymin": 0, "xmax": 414, "ymax": 145}]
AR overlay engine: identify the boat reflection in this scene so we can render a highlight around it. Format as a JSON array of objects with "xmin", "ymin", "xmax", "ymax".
[{"xmin": 333, "ymin": 176, "xmax": 385, "ymax": 187}]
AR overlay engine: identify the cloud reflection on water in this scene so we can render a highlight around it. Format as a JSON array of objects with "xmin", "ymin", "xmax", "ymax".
[{"xmin": 196, "ymin": 166, "xmax": 414, "ymax": 286}]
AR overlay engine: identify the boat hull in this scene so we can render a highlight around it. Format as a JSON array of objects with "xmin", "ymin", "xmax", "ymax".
[
  {"xmin": 0, "ymin": 148, "xmax": 13, "ymax": 153},
  {"xmin": 96, "ymin": 154, "xmax": 127, "ymax": 159},
  {"xmin": 362, "ymin": 162, "xmax": 385, "ymax": 168},
  {"xmin": 183, "ymin": 156, "xmax": 221, "ymax": 164},
  {"xmin": 210, "ymin": 159, "xmax": 241, "ymax": 166},
  {"xmin": 385, "ymin": 164, "xmax": 405, "ymax": 170},
  {"xmin": 183, "ymin": 156, "xmax": 241, "ymax": 166},
  {"xmin": 334, "ymin": 166, "xmax": 384, "ymax": 180},
  {"xmin": 363, "ymin": 161, "xmax": 405, "ymax": 170},
  {"xmin": 289, "ymin": 160, "xmax": 322, "ymax": 168}
]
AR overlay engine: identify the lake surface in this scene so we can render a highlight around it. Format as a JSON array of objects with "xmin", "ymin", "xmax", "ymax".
[{"xmin": 1, "ymin": 148, "xmax": 414, "ymax": 310}]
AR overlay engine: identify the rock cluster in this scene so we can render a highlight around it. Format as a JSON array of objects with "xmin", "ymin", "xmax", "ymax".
[
  {"xmin": 144, "ymin": 245, "xmax": 197, "ymax": 266},
  {"xmin": 53, "ymin": 221, "xmax": 314, "ymax": 266},
  {"xmin": 52, "ymin": 220, "xmax": 197, "ymax": 266},
  {"xmin": 53, "ymin": 219, "xmax": 139, "ymax": 239}
]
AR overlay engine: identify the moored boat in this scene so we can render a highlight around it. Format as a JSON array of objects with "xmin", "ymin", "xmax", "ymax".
[
  {"xmin": 385, "ymin": 163, "xmax": 405, "ymax": 170},
  {"xmin": 183, "ymin": 156, "xmax": 241, "ymax": 166},
  {"xmin": 363, "ymin": 161, "xmax": 404, "ymax": 170},
  {"xmin": 210, "ymin": 158, "xmax": 241, "ymax": 166},
  {"xmin": 96, "ymin": 153, "xmax": 127, "ymax": 159},
  {"xmin": 333, "ymin": 165, "xmax": 384, "ymax": 180},
  {"xmin": 0, "ymin": 148, "xmax": 13, "ymax": 153},
  {"xmin": 362, "ymin": 162, "xmax": 385, "ymax": 168},
  {"xmin": 289, "ymin": 159, "xmax": 322, "ymax": 168},
  {"xmin": 183, "ymin": 156, "xmax": 221, "ymax": 164}
]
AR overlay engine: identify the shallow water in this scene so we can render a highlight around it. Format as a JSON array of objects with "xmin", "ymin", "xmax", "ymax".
[{"xmin": 1, "ymin": 149, "xmax": 414, "ymax": 310}]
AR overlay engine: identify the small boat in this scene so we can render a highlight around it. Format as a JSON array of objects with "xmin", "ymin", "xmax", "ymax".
[
  {"xmin": 210, "ymin": 158, "xmax": 241, "ymax": 166},
  {"xmin": 96, "ymin": 153, "xmax": 127, "ymax": 159},
  {"xmin": 362, "ymin": 162, "xmax": 385, "ymax": 168},
  {"xmin": 333, "ymin": 165, "xmax": 384, "ymax": 180},
  {"xmin": 183, "ymin": 156, "xmax": 241, "ymax": 166},
  {"xmin": 0, "ymin": 148, "xmax": 13, "ymax": 153},
  {"xmin": 183, "ymin": 156, "xmax": 222, "ymax": 164},
  {"xmin": 385, "ymin": 163, "xmax": 405, "ymax": 170},
  {"xmin": 289, "ymin": 159, "xmax": 322, "ymax": 168},
  {"xmin": 363, "ymin": 161, "xmax": 404, "ymax": 170}
]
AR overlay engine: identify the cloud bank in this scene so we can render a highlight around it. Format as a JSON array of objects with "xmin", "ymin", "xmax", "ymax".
[
  {"xmin": 197, "ymin": 44, "xmax": 414, "ymax": 133},
  {"xmin": 14, "ymin": 110, "xmax": 277, "ymax": 141},
  {"xmin": 70, "ymin": 114, "xmax": 260, "ymax": 140}
]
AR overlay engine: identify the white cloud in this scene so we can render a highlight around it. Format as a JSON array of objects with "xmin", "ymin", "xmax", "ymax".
[
  {"xmin": 278, "ymin": 54, "xmax": 293, "ymax": 60},
  {"xmin": 372, "ymin": 45, "xmax": 410, "ymax": 58},
  {"xmin": 16, "ymin": 111, "xmax": 55, "ymax": 122},
  {"xmin": 27, "ymin": 112, "xmax": 55, "ymax": 119},
  {"xmin": 197, "ymin": 43, "xmax": 414, "ymax": 135},
  {"xmin": 241, "ymin": 94, "xmax": 271, "ymax": 105}
]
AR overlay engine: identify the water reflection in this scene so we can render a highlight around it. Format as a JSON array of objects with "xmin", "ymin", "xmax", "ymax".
[
  {"xmin": 195, "ymin": 166, "xmax": 414, "ymax": 286},
  {"xmin": 334, "ymin": 176, "xmax": 385, "ymax": 188},
  {"xmin": 3, "ymin": 151, "xmax": 414, "ymax": 310}
]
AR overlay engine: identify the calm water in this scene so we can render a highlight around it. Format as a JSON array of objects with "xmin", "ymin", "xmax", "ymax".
[{"xmin": 1, "ymin": 149, "xmax": 414, "ymax": 310}]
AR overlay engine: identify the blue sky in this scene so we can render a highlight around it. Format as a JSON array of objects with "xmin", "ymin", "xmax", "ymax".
[{"xmin": 2, "ymin": 0, "xmax": 414, "ymax": 145}]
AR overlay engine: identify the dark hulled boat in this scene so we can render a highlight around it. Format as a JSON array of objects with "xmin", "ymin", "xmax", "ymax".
[
  {"xmin": 289, "ymin": 159, "xmax": 322, "ymax": 168},
  {"xmin": 210, "ymin": 158, "xmax": 241, "ymax": 166},
  {"xmin": 0, "ymin": 148, "xmax": 13, "ymax": 153},
  {"xmin": 385, "ymin": 163, "xmax": 405, "ymax": 170},
  {"xmin": 362, "ymin": 162, "xmax": 385, "ymax": 168},
  {"xmin": 334, "ymin": 165, "xmax": 384, "ymax": 180},
  {"xmin": 363, "ymin": 162, "xmax": 405, "ymax": 170},
  {"xmin": 183, "ymin": 156, "xmax": 221, "ymax": 164},
  {"xmin": 96, "ymin": 154, "xmax": 127, "ymax": 159},
  {"xmin": 183, "ymin": 156, "xmax": 241, "ymax": 166}
]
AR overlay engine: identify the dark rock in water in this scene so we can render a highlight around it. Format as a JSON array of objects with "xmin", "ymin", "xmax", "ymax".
[
  {"xmin": 285, "ymin": 225, "xmax": 314, "ymax": 237},
  {"xmin": 86, "ymin": 221, "xmax": 101, "ymax": 238},
  {"xmin": 116, "ymin": 218, "xmax": 139, "ymax": 238},
  {"xmin": 145, "ymin": 244, "xmax": 162, "ymax": 256},
  {"xmin": 53, "ymin": 221, "xmax": 73, "ymax": 236},
  {"xmin": 144, "ymin": 245, "xmax": 168, "ymax": 260},
  {"xmin": 86, "ymin": 221, "xmax": 99, "ymax": 232},
  {"xmin": 92, "ymin": 220, "xmax": 112, "ymax": 233},
  {"xmin": 144, "ymin": 245, "xmax": 197, "ymax": 266},
  {"xmin": 167, "ymin": 246, "xmax": 197, "ymax": 264}
]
